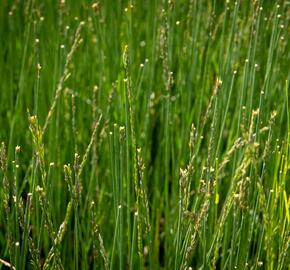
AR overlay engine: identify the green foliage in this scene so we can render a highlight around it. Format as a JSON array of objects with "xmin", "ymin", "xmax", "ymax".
[{"xmin": 0, "ymin": 0, "xmax": 289, "ymax": 269}]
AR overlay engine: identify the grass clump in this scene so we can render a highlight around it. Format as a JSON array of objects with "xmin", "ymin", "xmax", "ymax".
[{"xmin": 0, "ymin": 0, "xmax": 289, "ymax": 269}]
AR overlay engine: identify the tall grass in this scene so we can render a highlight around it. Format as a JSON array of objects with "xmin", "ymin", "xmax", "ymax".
[{"xmin": 0, "ymin": 0, "xmax": 289, "ymax": 269}]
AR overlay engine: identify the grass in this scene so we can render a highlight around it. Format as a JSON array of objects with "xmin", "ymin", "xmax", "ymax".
[{"xmin": 0, "ymin": 0, "xmax": 289, "ymax": 269}]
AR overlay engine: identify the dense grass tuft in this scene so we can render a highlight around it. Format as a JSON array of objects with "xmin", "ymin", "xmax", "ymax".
[{"xmin": 0, "ymin": 1, "xmax": 289, "ymax": 269}]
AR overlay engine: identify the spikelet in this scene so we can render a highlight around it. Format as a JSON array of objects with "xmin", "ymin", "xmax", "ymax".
[
  {"xmin": 91, "ymin": 201, "xmax": 109, "ymax": 270},
  {"xmin": 29, "ymin": 115, "xmax": 46, "ymax": 182}
]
